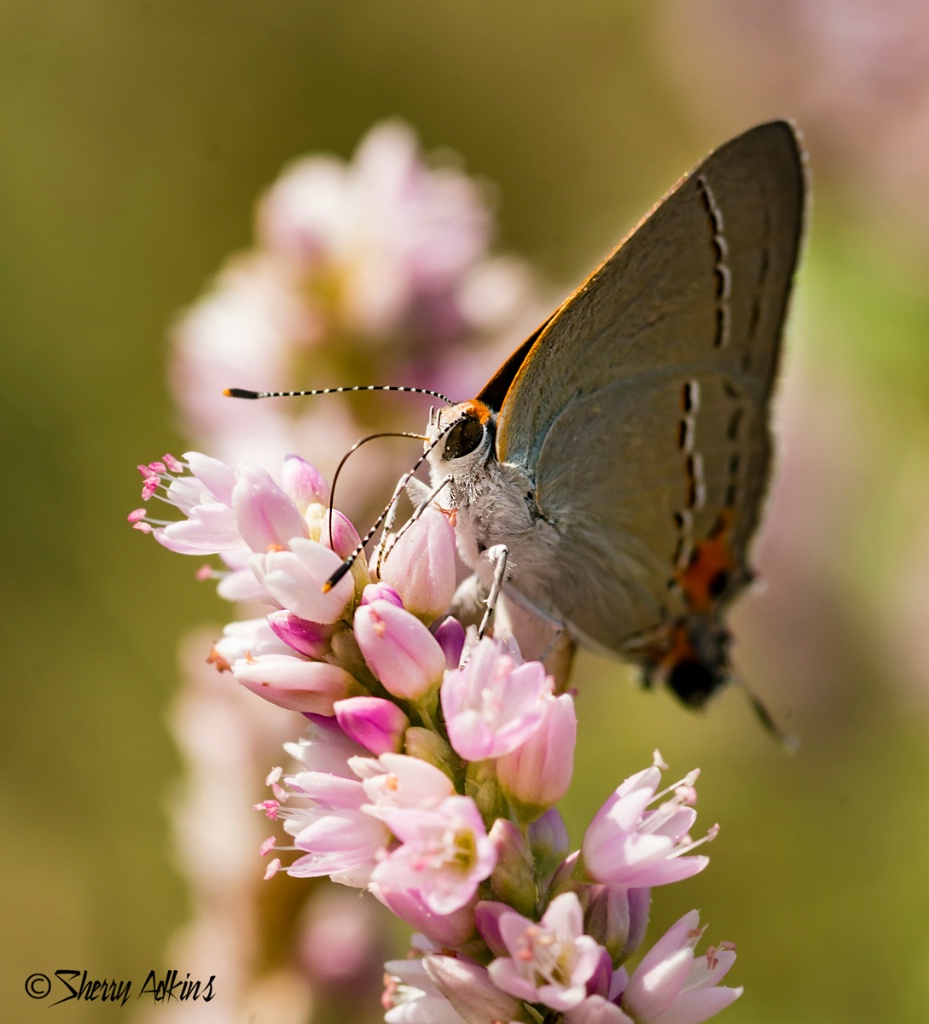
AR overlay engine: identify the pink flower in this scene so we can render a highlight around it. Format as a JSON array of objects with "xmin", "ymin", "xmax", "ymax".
[
  {"xmin": 619, "ymin": 911, "xmax": 742, "ymax": 1024},
  {"xmin": 257, "ymin": 121, "xmax": 491, "ymax": 344},
  {"xmin": 383, "ymin": 953, "xmax": 466, "ymax": 1024},
  {"xmin": 487, "ymin": 891, "xmax": 603, "ymax": 1012},
  {"xmin": 352, "ymin": 751, "xmax": 455, "ymax": 816},
  {"xmin": 281, "ymin": 770, "xmax": 388, "ymax": 887},
  {"xmin": 251, "ymin": 537, "xmax": 356, "ymax": 624},
  {"xmin": 441, "ymin": 637, "xmax": 552, "ymax": 761},
  {"xmin": 271, "ymin": 720, "xmax": 388, "ymax": 886},
  {"xmin": 581, "ymin": 766, "xmax": 715, "ymax": 889},
  {"xmin": 371, "ymin": 795, "xmax": 496, "ymax": 914},
  {"xmin": 353, "ymin": 595, "xmax": 445, "ymax": 701},
  {"xmin": 496, "ymin": 691, "xmax": 577, "ymax": 818}
]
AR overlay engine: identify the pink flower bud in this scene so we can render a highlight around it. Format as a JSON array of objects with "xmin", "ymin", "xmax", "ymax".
[
  {"xmin": 496, "ymin": 693, "xmax": 576, "ymax": 819},
  {"xmin": 433, "ymin": 616, "xmax": 466, "ymax": 669},
  {"xmin": 232, "ymin": 462, "xmax": 309, "ymax": 550},
  {"xmin": 231, "ymin": 653, "xmax": 362, "ymax": 714},
  {"xmin": 267, "ymin": 609, "xmax": 335, "ymax": 659},
  {"xmin": 529, "ymin": 808, "xmax": 571, "ymax": 872},
  {"xmin": 378, "ymin": 507, "xmax": 456, "ymax": 621},
  {"xmin": 334, "ymin": 696, "xmax": 410, "ymax": 754},
  {"xmin": 281, "ymin": 454, "xmax": 330, "ymax": 512},
  {"xmin": 353, "ymin": 599, "xmax": 445, "ymax": 701},
  {"xmin": 423, "ymin": 955, "xmax": 523, "ymax": 1024},
  {"xmin": 322, "ymin": 509, "xmax": 362, "ymax": 560},
  {"xmin": 359, "ymin": 582, "xmax": 404, "ymax": 607}
]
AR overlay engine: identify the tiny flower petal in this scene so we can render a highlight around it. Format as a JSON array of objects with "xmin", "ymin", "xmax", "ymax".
[{"xmin": 232, "ymin": 462, "xmax": 310, "ymax": 551}]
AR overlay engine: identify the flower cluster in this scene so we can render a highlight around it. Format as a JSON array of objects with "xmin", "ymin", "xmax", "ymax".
[
  {"xmin": 170, "ymin": 121, "xmax": 540, "ymax": 473},
  {"xmin": 131, "ymin": 452, "xmax": 741, "ymax": 1024}
]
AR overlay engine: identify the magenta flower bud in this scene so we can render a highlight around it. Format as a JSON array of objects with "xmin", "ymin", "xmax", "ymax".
[
  {"xmin": 359, "ymin": 582, "xmax": 404, "ymax": 608},
  {"xmin": 281, "ymin": 453, "xmax": 330, "ymax": 513},
  {"xmin": 433, "ymin": 615, "xmax": 466, "ymax": 669},
  {"xmin": 231, "ymin": 654, "xmax": 362, "ymax": 714},
  {"xmin": 423, "ymin": 955, "xmax": 523, "ymax": 1024},
  {"xmin": 334, "ymin": 696, "xmax": 410, "ymax": 754},
  {"xmin": 487, "ymin": 819, "xmax": 536, "ymax": 917},
  {"xmin": 267, "ymin": 609, "xmax": 334, "ymax": 659},
  {"xmin": 232, "ymin": 462, "xmax": 309, "ymax": 550},
  {"xmin": 373, "ymin": 886, "xmax": 477, "ymax": 949},
  {"xmin": 379, "ymin": 507, "xmax": 456, "ymax": 621},
  {"xmin": 496, "ymin": 693, "xmax": 577, "ymax": 820},
  {"xmin": 353, "ymin": 599, "xmax": 445, "ymax": 701}
]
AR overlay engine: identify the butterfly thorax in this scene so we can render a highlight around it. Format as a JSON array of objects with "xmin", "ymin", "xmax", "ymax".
[{"xmin": 425, "ymin": 401, "xmax": 562, "ymax": 602}]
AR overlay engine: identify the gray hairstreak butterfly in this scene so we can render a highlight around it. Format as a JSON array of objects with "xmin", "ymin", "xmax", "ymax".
[
  {"xmin": 230, "ymin": 121, "xmax": 805, "ymax": 714},
  {"xmin": 421, "ymin": 121, "xmax": 805, "ymax": 709}
]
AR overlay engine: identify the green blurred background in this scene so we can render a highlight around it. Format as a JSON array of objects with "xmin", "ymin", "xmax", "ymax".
[{"xmin": 2, "ymin": 2, "xmax": 927, "ymax": 1022}]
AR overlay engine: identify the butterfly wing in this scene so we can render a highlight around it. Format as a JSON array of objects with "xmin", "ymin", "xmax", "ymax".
[{"xmin": 494, "ymin": 121, "xmax": 805, "ymax": 670}]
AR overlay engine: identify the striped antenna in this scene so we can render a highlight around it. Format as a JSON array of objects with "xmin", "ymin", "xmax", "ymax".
[
  {"xmin": 327, "ymin": 431, "xmax": 428, "ymax": 548},
  {"xmin": 322, "ymin": 415, "xmax": 464, "ymax": 593},
  {"xmin": 225, "ymin": 385, "xmax": 453, "ymax": 404}
]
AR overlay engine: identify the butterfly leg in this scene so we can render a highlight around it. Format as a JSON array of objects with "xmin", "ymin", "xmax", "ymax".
[
  {"xmin": 477, "ymin": 544, "xmax": 510, "ymax": 638},
  {"xmin": 376, "ymin": 474, "xmax": 451, "ymax": 577}
]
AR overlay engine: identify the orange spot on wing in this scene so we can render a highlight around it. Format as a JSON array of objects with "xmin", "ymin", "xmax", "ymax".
[{"xmin": 676, "ymin": 510, "xmax": 737, "ymax": 612}]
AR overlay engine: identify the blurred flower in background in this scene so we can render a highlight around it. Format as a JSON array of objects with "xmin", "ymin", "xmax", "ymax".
[{"xmin": 170, "ymin": 121, "xmax": 542, "ymax": 474}]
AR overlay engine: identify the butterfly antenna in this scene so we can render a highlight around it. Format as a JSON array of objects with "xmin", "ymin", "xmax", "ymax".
[
  {"xmin": 225, "ymin": 385, "xmax": 454, "ymax": 404},
  {"xmin": 323, "ymin": 417, "xmax": 463, "ymax": 593},
  {"xmin": 731, "ymin": 668, "xmax": 798, "ymax": 751},
  {"xmin": 327, "ymin": 431, "xmax": 428, "ymax": 548}
]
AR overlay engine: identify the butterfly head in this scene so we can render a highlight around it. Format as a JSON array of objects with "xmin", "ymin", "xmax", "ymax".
[{"xmin": 425, "ymin": 400, "xmax": 498, "ymax": 479}]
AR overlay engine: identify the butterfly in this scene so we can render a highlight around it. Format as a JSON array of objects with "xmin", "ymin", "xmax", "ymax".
[{"xmin": 422, "ymin": 121, "xmax": 805, "ymax": 709}]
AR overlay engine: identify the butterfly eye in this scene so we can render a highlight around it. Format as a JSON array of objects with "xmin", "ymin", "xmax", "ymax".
[{"xmin": 443, "ymin": 417, "xmax": 485, "ymax": 461}]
